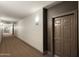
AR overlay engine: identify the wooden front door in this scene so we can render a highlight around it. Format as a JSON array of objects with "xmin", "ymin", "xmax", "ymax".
[{"xmin": 54, "ymin": 14, "xmax": 77, "ymax": 57}]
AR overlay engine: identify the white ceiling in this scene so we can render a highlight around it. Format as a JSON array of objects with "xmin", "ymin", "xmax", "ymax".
[{"xmin": 0, "ymin": 1, "xmax": 54, "ymax": 21}]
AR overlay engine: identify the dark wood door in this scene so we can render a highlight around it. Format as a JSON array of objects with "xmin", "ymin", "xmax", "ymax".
[{"xmin": 54, "ymin": 14, "xmax": 77, "ymax": 57}]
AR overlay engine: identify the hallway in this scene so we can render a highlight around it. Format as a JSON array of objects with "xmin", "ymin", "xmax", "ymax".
[
  {"xmin": 0, "ymin": 36, "xmax": 42, "ymax": 57},
  {"xmin": 0, "ymin": 1, "xmax": 78, "ymax": 57}
]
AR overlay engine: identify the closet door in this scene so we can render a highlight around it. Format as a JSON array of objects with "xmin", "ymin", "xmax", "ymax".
[
  {"xmin": 63, "ymin": 15, "xmax": 71, "ymax": 56},
  {"xmin": 70, "ymin": 14, "xmax": 77, "ymax": 56},
  {"xmin": 54, "ymin": 14, "xmax": 77, "ymax": 57},
  {"xmin": 54, "ymin": 18, "xmax": 61, "ymax": 56}
]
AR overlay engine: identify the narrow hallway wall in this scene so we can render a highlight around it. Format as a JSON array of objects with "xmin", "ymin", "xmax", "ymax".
[
  {"xmin": 0, "ymin": 21, "xmax": 2, "ymax": 43},
  {"xmin": 0, "ymin": 25, "xmax": 2, "ymax": 43},
  {"xmin": 15, "ymin": 9, "xmax": 43, "ymax": 53}
]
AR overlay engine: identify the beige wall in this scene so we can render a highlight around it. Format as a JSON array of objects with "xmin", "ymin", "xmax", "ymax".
[
  {"xmin": 15, "ymin": 9, "xmax": 43, "ymax": 53},
  {"xmin": 0, "ymin": 21, "xmax": 2, "ymax": 43},
  {"xmin": 48, "ymin": 1, "xmax": 78, "ymax": 54},
  {"xmin": 0, "ymin": 28, "xmax": 1, "ymax": 42}
]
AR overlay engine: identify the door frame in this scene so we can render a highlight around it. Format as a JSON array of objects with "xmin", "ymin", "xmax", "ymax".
[
  {"xmin": 52, "ymin": 10, "xmax": 78, "ymax": 56},
  {"xmin": 43, "ymin": 8, "xmax": 48, "ymax": 55}
]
